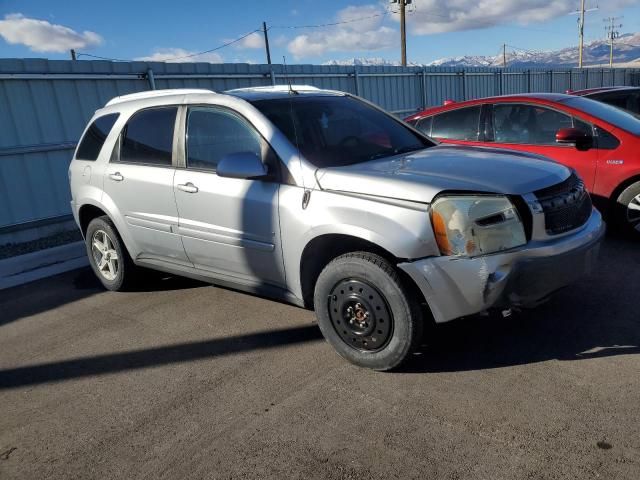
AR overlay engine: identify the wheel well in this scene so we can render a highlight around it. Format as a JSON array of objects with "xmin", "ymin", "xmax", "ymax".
[
  {"xmin": 610, "ymin": 174, "xmax": 640, "ymax": 206},
  {"xmin": 79, "ymin": 204, "xmax": 108, "ymax": 236},
  {"xmin": 299, "ymin": 234, "xmax": 426, "ymax": 311}
]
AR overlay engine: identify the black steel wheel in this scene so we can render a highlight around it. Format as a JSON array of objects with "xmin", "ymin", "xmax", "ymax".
[
  {"xmin": 314, "ymin": 252, "xmax": 424, "ymax": 371},
  {"xmin": 328, "ymin": 279, "xmax": 393, "ymax": 352}
]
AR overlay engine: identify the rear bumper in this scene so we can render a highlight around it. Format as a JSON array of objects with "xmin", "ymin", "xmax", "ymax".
[{"xmin": 398, "ymin": 209, "xmax": 605, "ymax": 323}]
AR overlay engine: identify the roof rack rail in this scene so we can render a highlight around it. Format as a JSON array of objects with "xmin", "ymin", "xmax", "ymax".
[
  {"xmin": 225, "ymin": 85, "xmax": 320, "ymax": 93},
  {"xmin": 105, "ymin": 89, "xmax": 214, "ymax": 107}
]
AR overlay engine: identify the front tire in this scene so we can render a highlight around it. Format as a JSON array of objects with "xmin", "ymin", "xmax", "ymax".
[
  {"xmin": 613, "ymin": 181, "xmax": 640, "ymax": 238},
  {"xmin": 313, "ymin": 252, "xmax": 423, "ymax": 371},
  {"xmin": 85, "ymin": 216, "xmax": 137, "ymax": 291}
]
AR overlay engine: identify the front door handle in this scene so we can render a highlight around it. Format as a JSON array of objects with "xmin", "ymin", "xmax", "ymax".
[
  {"xmin": 177, "ymin": 182, "xmax": 199, "ymax": 193},
  {"xmin": 108, "ymin": 172, "xmax": 124, "ymax": 182}
]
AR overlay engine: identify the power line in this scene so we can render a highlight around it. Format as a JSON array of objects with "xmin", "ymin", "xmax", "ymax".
[
  {"xmin": 269, "ymin": 9, "xmax": 395, "ymax": 30},
  {"xmin": 77, "ymin": 28, "xmax": 262, "ymax": 62}
]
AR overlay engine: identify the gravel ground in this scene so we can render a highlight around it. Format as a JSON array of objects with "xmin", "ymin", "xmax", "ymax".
[
  {"xmin": 0, "ymin": 233, "xmax": 638, "ymax": 479},
  {"xmin": 0, "ymin": 229, "xmax": 82, "ymax": 260}
]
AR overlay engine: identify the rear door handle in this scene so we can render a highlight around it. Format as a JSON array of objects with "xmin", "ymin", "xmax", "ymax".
[
  {"xmin": 108, "ymin": 172, "xmax": 124, "ymax": 182},
  {"xmin": 177, "ymin": 182, "xmax": 199, "ymax": 193}
]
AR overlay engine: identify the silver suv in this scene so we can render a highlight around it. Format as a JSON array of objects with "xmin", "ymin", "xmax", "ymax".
[{"xmin": 69, "ymin": 86, "xmax": 605, "ymax": 370}]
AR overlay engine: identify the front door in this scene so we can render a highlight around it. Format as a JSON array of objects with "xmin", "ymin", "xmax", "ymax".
[
  {"xmin": 487, "ymin": 103, "xmax": 598, "ymax": 190},
  {"xmin": 173, "ymin": 106, "xmax": 285, "ymax": 286}
]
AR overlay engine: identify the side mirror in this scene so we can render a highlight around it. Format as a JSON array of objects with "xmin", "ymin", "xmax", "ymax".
[
  {"xmin": 555, "ymin": 127, "xmax": 593, "ymax": 151},
  {"xmin": 216, "ymin": 152, "xmax": 268, "ymax": 179}
]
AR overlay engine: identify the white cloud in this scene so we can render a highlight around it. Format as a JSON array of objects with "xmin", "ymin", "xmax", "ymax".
[
  {"xmin": 135, "ymin": 48, "xmax": 224, "ymax": 63},
  {"xmin": 287, "ymin": 5, "xmax": 396, "ymax": 60},
  {"xmin": 0, "ymin": 13, "xmax": 102, "ymax": 53},
  {"xmin": 235, "ymin": 32, "xmax": 264, "ymax": 49},
  {"xmin": 404, "ymin": 0, "xmax": 637, "ymax": 35}
]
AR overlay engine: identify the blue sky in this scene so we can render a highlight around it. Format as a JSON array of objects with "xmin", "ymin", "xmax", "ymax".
[{"xmin": 1, "ymin": 0, "xmax": 639, "ymax": 64}]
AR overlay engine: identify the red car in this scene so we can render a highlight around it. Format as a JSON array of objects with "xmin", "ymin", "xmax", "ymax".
[{"xmin": 405, "ymin": 93, "xmax": 640, "ymax": 235}]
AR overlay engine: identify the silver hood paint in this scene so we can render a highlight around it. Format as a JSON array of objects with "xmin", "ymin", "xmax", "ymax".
[{"xmin": 315, "ymin": 145, "xmax": 571, "ymax": 203}]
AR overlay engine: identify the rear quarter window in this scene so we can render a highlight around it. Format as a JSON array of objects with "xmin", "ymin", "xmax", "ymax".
[{"xmin": 75, "ymin": 113, "xmax": 119, "ymax": 161}]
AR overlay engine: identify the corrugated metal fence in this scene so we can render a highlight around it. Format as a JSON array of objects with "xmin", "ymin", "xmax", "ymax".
[{"xmin": 1, "ymin": 58, "xmax": 639, "ymax": 242}]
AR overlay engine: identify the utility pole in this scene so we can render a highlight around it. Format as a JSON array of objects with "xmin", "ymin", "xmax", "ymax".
[
  {"xmin": 70, "ymin": 49, "xmax": 77, "ymax": 60},
  {"xmin": 578, "ymin": 0, "xmax": 585, "ymax": 68},
  {"xmin": 392, "ymin": 0, "xmax": 411, "ymax": 66},
  {"xmin": 573, "ymin": 0, "xmax": 598, "ymax": 68},
  {"xmin": 604, "ymin": 17, "xmax": 622, "ymax": 68},
  {"xmin": 503, "ymin": 43, "xmax": 507, "ymax": 67},
  {"xmin": 262, "ymin": 21, "xmax": 272, "ymax": 65}
]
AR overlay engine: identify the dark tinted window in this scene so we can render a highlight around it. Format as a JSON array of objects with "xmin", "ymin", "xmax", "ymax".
[
  {"xmin": 431, "ymin": 106, "xmax": 481, "ymax": 140},
  {"xmin": 186, "ymin": 108, "xmax": 261, "ymax": 171},
  {"xmin": 562, "ymin": 96, "xmax": 640, "ymax": 135},
  {"xmin": 120, "ymin": 107, "xmax": 177, "ymax": 165},
  {"xmin": 251, "ymin": 96, "xmax": 432, "ymax": 168},
  {"xmin": 415, "ymin": 116, "xmax": 432, "ymax": 136},
  {"xmin": 76, "ymin": 113, "xmax": 119, "ymax": 161},
  {"xmin": 493, "ymin": 104, "xmax": 572, "ymax": 144},
  {"xmin": 595, "ymin": 126, "xmax": 620, "ymax": 150},
  {"xmin": 589, "ymin": 91, "xmax": 640, "ymax": 114}
]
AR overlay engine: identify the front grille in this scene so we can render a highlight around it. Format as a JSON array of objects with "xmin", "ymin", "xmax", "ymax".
[{"xmin": 534, "ymin": 173, "xmax": 592, "ymax": 235}]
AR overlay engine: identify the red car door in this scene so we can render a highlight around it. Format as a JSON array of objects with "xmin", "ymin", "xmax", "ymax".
[{"xmin": 485, "ymin": 102, "xmax": 598, "ymax": 190}]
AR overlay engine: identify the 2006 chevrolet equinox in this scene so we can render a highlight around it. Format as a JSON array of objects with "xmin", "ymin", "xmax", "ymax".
[{"xmin": 69, "ymin": 86, "xmax": 605, "ymax": 370}]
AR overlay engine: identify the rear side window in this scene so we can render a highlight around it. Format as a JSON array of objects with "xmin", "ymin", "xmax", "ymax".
[
  {"xmin": 186, "ymin": 107, "xmax": 262, "ymax": 171},
  {"xmin": 415, "ymin": 117, "xmax": 432, "ymax": 136},
  {"xmin": 76, "ymin": 113, "xmax": 119, "ymax": 161},
  {"xmin": 431, "ymin": 106, "xmax": 481, "ymax": 141},
  {"xmin": 119, "ymin": 107, "xmax": 177, "ymax": 166}
]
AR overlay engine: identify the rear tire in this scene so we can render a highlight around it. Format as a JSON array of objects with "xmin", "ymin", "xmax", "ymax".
[
  {"xmin": 313, "ymin": 252, "xmax": 423, "ymax": 371},
  {"xmin": 613, "ymin": 181, "xmax": 640, "ymax": 238},
  {"xmin": 85, "ymin": 216, "xmax": 138, "ymax": 291}
]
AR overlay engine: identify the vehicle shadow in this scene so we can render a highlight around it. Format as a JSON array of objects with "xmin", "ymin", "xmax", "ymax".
[
  {"xmin": 401, "ymin": 232, "xmax": 640, "ymax": 373},
  {"xmin": 0, "ymin": 267, "xmax": 206, "ymax": 328},
  {"xmin": 0, "ymin": 324, "xmax": 323, "ymax": 390}
]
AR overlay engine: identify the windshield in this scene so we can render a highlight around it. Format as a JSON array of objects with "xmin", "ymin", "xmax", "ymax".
[
  {"xmin": 561, "ymin": 96, "xmax": 640, "ymax": 136},
  {"xmin": 250, "ymin": 95, "xmax": 433, "ymax": 168}
]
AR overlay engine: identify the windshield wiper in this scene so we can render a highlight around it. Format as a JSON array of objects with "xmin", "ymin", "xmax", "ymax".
[{"xmin": 368, "ymin": 144, "xmax": 424, "ymax": 161}]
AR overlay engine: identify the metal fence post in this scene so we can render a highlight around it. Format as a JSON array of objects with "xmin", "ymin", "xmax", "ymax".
[
  {"xmin": 269, "ymin": 68, "xmax": 275, "ymax": 86},
  {"xmin": 461, "ymin": 70, "xmax": 467, "ymax": 100},
  {"xmin": 568, "ymin": 70, "xmax": 573, "ymax": 91},
  {"xmin": 549, "ymin": 70, "xmax": 553, "ymax": 92},
  {"xmin": 601, "ymin": 68, "xmax": 605, "ymax": 87},
  {"xmin": 498, "ymin": 70, "xmax": 503, "ymax": 96},
  {"xmin": 146, "ymin": 68, "xmax": 156, "ymax": 90},
  {"xmin": 421, "ymin": 69, "xmax": 427, "ymax": 108},
  {"xmin": 353, "ymin": 68, "xmax": 360, "ymax": 96},
  {"xmin": 527, "ymin": 70, "xmax": 531, "ymax": 93}
]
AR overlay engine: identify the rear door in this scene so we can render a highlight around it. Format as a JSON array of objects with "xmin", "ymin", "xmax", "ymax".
[
  {"xmin": 103, "ymin": 106, "xmax": 191, "ymax": 266},
  {"xmin": 427, "ymin": 105, "xmax": 484, "ymax": 145},
  {"xmin": 173, "ymin": 105, "xmax": 285, "ymax": 286},
  {"xmin": 486, "ymin": 102, "xmax": 598, "ymax": 190}
]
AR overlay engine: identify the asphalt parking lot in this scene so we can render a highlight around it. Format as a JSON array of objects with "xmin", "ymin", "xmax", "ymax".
[{"xmin": 0, "ymin": 233, "xmax": 638, "ymax": 480}]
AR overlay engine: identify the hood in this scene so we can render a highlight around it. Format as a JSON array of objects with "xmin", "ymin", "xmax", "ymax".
[{"xmin": 315, "ymin": 144, "xmax": 570, "ymax": 203}]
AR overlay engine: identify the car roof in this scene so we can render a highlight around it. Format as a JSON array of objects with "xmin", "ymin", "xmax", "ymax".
[
  {"xmin": 406, "ymin": 93, "xmax": 575, "ymax": 120},
  {"xmin": 570, "ymin": 86, "xmax": 640, "ymax": 96},
  {"xmin": 99, "ymin": 85, "xmax": 344, "ymax": 112},
  {"xmin": 225, "ymin": 84, "xmax": 345, "ymax": 101}
]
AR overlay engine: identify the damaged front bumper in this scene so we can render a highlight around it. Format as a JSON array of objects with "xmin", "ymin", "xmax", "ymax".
[{"xmin": 398, "ymin": 209, "xmax": 605, "ymax": 323}]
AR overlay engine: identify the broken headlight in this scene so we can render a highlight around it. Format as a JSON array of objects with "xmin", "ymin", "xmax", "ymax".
[{"xmin": 430, "ymin": 195, "xmax": 526, "ymax": 257}]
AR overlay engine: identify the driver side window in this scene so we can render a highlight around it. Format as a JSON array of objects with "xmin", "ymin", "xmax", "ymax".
[
  {"xmin": 492, "ymin": 104, "xmax": 572, "ymax": 145},
  {"xmin": 186, "ymin": 107, "xmax": 262, "ymax": 171}
]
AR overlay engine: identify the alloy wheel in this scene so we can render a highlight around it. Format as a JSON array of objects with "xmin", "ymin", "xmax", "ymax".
[{"xmin": 91, "ymin": 229, "xmax": 119, "ymax": 281}]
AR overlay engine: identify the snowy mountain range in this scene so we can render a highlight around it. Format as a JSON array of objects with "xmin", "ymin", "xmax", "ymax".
[{"xmin": 324, "ymin": 33, "xmax": 640, "ymax": 68}]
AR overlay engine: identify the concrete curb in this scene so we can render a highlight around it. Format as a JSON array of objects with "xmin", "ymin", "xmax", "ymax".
[{"xmin": 0, "ymin": 241, "xmax": 89, "ymax": 290}]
